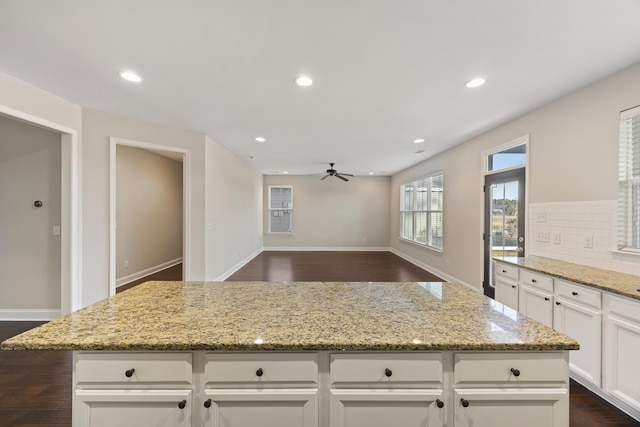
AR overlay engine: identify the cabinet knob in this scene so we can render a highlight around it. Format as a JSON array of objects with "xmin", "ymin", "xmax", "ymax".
[
  {"xmin": 125, "ymin": 368, "xmax": 135, "ymax": 378},
  {"xmin": 511, "ymin": 285, "xmax": 516, "ymax": 289},
  {"xmin": 256, "ymin": 368, "xmax": 264, "ymax": 377},
  {"xmin": 510, "ymin": 368, "xmax": 521, "ymax": 377},
  {"xmin": 544, "ymin": 297, "xmax": 550, "ymax": 301},
  {"xmin": 436, "ymin": 399, "xmax": 444, "ymax": 408},
  {"xmin": 204, "ymin": 399, "xmax": 212, "ymax": 408},
  {"xmin": 385, "ymin": 368, "xmax": 393, "ymax": 377},
  {"xmin": 178, "ymin": 400, "xmax": 187, "ymax": 409},
  {"xmin": 556, "ymin": 301, "xmax": 561, "ymax": 306},
  {"xmin": 502, "ymin": 270, "xmax": 507, "ymax": 273},
  {"xmin": 572, "ymin": 291, "xmax": 578, "ymax": 296},
  {"xmin": 460, "ymin": 398, "xmax": 470, "ymax": 407},
  {"xmin": 531, "ymin": 279, "xmax": 537, "ymax": 283}
]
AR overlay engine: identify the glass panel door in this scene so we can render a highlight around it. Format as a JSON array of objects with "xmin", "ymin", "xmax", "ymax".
[{"xmin": 483, "ymin": 168, "xmax": 525, "ymax": 298}]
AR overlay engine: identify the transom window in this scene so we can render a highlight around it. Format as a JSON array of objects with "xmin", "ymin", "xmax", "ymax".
[{"xmin": 400, "ymin": 172, "xmax": 443, "ymax": 250}]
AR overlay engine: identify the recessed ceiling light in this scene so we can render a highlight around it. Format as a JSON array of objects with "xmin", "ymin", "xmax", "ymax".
[
  {"xmin": 255, "ymin": 137, "xmax": 266, "ymax": 143},
  {"xmin": 415, "ymin": 150, "xmax": 425, "ymax": 154},
  {"xmin": 119, "ymin": 71, "xmax": 142, "ymax": 82},
  {"xmin": 283, "ymin": 171, "xmax": 289, "ymax": 174},
  {"xmin": 368, "ymin": 172, "xmax": 375, "ymax": 175},
  {"xmin": 295, "ymin": 76, "xmax": 313, "ymax": 87},
  {"xmin": 465, "ymin": 78, "xmax": 485, "ymax": 88},
  {"xmin": 413, "ymin": 138, "xmax": 425, "ymax": 144}
]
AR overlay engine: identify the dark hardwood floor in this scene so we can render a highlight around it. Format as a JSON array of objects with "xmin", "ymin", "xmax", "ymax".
[
  {"xmin": 116, "ymin": 262, "xmax": 183, "ymax": 293},
  {"xmin": 1, "ymin": 251, "xmax": 638, "ymax": 426}
]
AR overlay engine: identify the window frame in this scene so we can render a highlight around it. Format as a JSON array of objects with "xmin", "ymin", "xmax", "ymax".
[
  {"xmin": 268, "ymin": 185, "xmax": 293, "ymax": 234},
  {"xmin": 618, "ymin": 105, "xmax": 640, "ymax": 252},
  {"xmin": 399, "ymin": 171, "xmax": 444, "ymax": 251}
]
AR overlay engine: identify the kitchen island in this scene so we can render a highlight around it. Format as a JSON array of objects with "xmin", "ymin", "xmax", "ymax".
[{"xmin": 2, "ymin": 281, "xmax": 578, "ymax": 427}]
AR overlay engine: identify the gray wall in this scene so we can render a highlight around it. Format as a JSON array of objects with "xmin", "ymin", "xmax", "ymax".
[
  {"xmin": 0, "ymin": 115, "xmax": 61, "ymax": 313},
  {"xmin": 116, "ymin": 145, "xmax": 183, "ymax": 282},
  {"xmin": 263, "ymin": 175, "xmax": 391, "ymax": 249},
  {"xmin": 391, "ymin": 61, "xmax": 640, "ymax": 288}
]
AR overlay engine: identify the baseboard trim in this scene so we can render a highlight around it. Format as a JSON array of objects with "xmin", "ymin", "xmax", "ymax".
[
  {"xmin": 570, "ymin": 372, "xmax": 640, "ymax": 422},
  {"xmin": 389, "ymin": 248, "xmax": 480, "ymax": 292},
  {"xmin": 213, "ymin": 248, "xmax": 264, "ymax": 281},
  {"xmin": 0, "ymin": 309, "xmax": 61, "ymax": 321},
  {"xmin": 116, "ymin": 258, "xmax": 183, "ymax": 288},
  {"xmin": 263, "ymin": 246, "xmax": 391, "ymax": 252}
]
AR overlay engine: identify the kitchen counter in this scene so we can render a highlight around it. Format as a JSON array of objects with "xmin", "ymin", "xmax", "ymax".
[
  {"xmin": 0, "ymin": 280, "xmax": 578, "ymax": 351},
  {"xmin": 496, "ymin": 255, "xmax": 640, "ymax": 301}
]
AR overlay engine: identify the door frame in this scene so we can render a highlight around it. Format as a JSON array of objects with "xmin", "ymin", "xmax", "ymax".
[
  {"xmin": 109, "ymin": 137, "xmax": 191, "ymax": 296},
  {"xmin": 0, "ymin": 104, "xmax": 82, "ymax": 315},
  {"xmin": 480, "ymin": 135, "xmax": 529, "ymax": 298}
]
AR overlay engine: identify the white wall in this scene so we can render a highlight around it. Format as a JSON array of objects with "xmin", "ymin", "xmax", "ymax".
[
  {"xmin": 82, "ymin": 108, "xmax": 206, "ymax": 305},
  {"xmin": 263, "ymin": 175, "xmax": 391, "ymax": 249},
  {"xmin": 391, "ymin": 61, "xmax": 640, "ymax": 288},
  {"xmin": 204, "ymin": 135, "xmax": 263, "ymax": 280},
  {"xmin": 0, "ymin": 115, "xmax": 61, "ymax": 315},
  {"xmin": 116, "ymin": 145, "xmax": 183, "ymax": 283}
]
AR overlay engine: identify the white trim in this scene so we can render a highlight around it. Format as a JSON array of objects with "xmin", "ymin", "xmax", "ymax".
[
  {"xmin": 263, "ymin": 246, "xmax": 391, "ymax": 252},
  {"xmin": 109, "ymin": 137, "xmax": 190, "ymax": 295},
  {"xmin": 481, "ymin": 134, "xmax": 529, "ymax": 174},
  {"xmin": 212, "ymin": 248, "xmax": 264, "ymax": 281},
  {"xmin": 115, "ymin": 258, "xmax": 183, "ymax": 287},
  {"xmin": 0, "ymin": 104, "xmax": 82, "ymax": 314},
  {"xmin": 620, "ymin": 105, "xmax": 640, "ymax": 121},
  {"xmin": 389, "ymin": 248, "xmax": 479, "ymax": 292},
  {"xmin": 0, "ymin": 309, "xmax": 62, "ymax": 321}
]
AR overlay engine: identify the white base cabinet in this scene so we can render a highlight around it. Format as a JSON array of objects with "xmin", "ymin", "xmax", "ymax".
[{"xmin": 73, "ymin": 351, "xmax": 569, "ymax": 427}]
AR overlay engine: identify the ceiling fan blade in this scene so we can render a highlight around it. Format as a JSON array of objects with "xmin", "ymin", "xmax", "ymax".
[
  {"xmin": 320, "ymin": 174, "xmax": 329, "ymax": 180},
  {"xmin": 336, "ymin": 174, "xmax": 349, "ymax": 181},
  {"xmin": 339, "ymin": 173, "xmax": 354, "ymax": 177}
]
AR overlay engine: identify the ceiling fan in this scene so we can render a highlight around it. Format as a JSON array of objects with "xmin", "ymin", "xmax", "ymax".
[{"xmin": 320, "ymin": 163, "xmax": 354, "ymax": 182}]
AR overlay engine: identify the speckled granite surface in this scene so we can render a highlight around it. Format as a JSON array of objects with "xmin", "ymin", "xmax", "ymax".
[
  {"xmin": 1, "ymin": 281, "xmax": 578, "ymax": 352},
  {"xmin": 496, "ymin": 255, "xmax": 640, "ymax": 300}
]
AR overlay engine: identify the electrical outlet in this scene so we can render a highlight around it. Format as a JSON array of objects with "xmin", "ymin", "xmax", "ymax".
[
  {"xmin": 584, "ymin": 236, "xmax": 593, "ymax": 249},
  {"xmin": 536, "ymin": 213, "xmax": 547, "ymax": 222},
  {"xmin": 124, "ymin": 260, "xmax": 129, "ymax": 268},
  {"xmin": 536, "ymin": 232, "xmax": 550, "ymax": 243},
  {"xmin": 552, "ymin": 232, "xmax": 561, "ymax": 245},
  {"xmin": 53, "ymin": 225, "xmax": 61, "ymax": 236}
]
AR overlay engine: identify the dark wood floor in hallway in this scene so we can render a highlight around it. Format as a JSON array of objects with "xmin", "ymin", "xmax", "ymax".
[{"xmin": 1, "ymin": 251, "xmax": 638, "ymax": 426}]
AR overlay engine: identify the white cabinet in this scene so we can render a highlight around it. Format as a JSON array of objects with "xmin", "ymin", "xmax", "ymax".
[
  {"xmin": 202, "ymin": 353, "xmax": 319, "ymax": 427},
  {"xmin": 519, "ymin": 285, "xmax": 553, "ymax": 327},
  {"xmin": 495, "ymin": 262, "xmax": 519, "ymax": 310},
  {"xmin": 73, "ymin": 353, "xmax": 193, "ymax": 427},
  {"xmin": 604, "ymin": 293, "xmax": 640, "ymax": 420},
  {"xmin": 330, "ymin": 353, "xmax": 445, "ymax": 427},
  {"xmin": 454, "ymin": 352, "xmax": 569, "ymax": 427},
  {"xmin": 553, "ymin": 280, "xmax": 602, "ymax": 387}
]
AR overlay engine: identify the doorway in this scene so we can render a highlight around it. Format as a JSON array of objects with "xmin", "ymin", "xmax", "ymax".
[{"xmin": 483, "ymin": 168, "xmax": 525, "ymax": 298}]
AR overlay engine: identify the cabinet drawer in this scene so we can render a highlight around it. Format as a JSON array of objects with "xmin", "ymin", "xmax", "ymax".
[
  {"xmin": 330, "ymin": 353, "xmax": 443, "ymax": 387},
  {"xmin": 205, "ymin": 353, "xmax": 318, "ymax": 386},
  {"xmin": 74, "ymin": 352, "xmax": 192, "ymax": 385},
  {"xmin": 495, "ymin": 262, "xmax": 519, "ymax": 281},
  {"xmin": 606, "ymin": 293, "xmax": 640, "ymax": 324},
  {"xmin": 556, "ymin": 280, "xmax": 601, "ymax": 309},
  {"xmin": 454, "ymin": 352, "xmax": 568, "ymax": 386},
  {"xmin": 520, "ymin": 270, "xmax": 553, "ymax": 293}
]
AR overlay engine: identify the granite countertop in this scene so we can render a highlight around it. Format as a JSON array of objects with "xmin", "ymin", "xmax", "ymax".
[
  {"xmin": 1, "ymin": 281, "xmax": 578, "ymax": 352},
  {"xmin": 496, "ymin": 255, "xmax": 640, "ymax": 301}
]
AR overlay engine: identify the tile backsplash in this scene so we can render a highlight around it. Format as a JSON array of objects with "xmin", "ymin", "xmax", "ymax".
[{"xmin": 528, "ymin": 200, "xmax": 640, "ymax": 275}]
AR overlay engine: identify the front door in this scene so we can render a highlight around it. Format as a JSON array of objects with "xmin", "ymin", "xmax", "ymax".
[{"xmin": 483, "ymin": 168, "xmax": 525, "ymax": 298}]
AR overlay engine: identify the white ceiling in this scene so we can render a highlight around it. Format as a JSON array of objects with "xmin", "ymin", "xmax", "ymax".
[{"xmin": 2, "ymin": 0, "xmax": 640, "ymax": 176}]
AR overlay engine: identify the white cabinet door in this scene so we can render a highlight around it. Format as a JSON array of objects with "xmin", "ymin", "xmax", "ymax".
[
  {"xmin": 495, "ymin": 277, "xmax": 518, "ymax": 310},
  {"xmin": 554, "ymin": 298, "xmax": 602, "ymax": 387},
  {"xmin": 74, "ymin": 390, "xmax": 191, "ymax": 427},
  {"xmin": 454, "ymin": 389, "xmax": 568, "ymax": 427},
  {"xmin": 604, "ymin": 295, "xmax": 640, "ymax": 415},
  {"xmin": 519, "ymin": 284, "xmax": 553, "ymax": 327},
  {"xmin": 203, "ymin": 389, "xmax": 318, "ymax": 427},
  {"xmin": 330, "ymin": 389, "xmax": 444, "ymax": 427}
]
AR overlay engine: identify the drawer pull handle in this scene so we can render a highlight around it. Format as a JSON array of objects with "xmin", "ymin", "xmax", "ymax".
[
  {"xmin": 531, "ymin": 279, "xmax": 537, "ymax": 283},
  {"xmin": 436, "ymin": 399, "xmax": 444, "ymax": 408},
  {"xmin": 204, "ymin": 399, "xmax": 212, "ymax": 408},
  {"xmin": 544, "ymin": 297, "xmax": 550, "ymax": 301},
  {"xmin": 510, "ymin": 368, "xmax": 521, "ymax": 377},
  {"xmin": 572, "ymin": 291, "xmax": 578, "ymax": 296},
  {"xmin": 125, "ymin": 368, "xmax": 135, "ymax": 378},
  {"xmin": 178, "ymin": 400, "xmax": 187, "ymax": 409},
  {"xmin": 385, "ymin": 368, "xmax": 393, "ymax": 377},
  {"xmin": 460, "ymin": 398, "xmax": 470, "ymax": 408},
  {"xmin": 256, "ymin": 368, "xmax": 264, "ymax": 377}
]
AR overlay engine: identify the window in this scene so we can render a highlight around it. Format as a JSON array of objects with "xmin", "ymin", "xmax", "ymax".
[
  {"xmin": 618, "ymin": 105, "xmax": 640, "ymax": 250},
  {"xmin": 400, "ymin": 172, "xmax": 443, "ymax": 250},
  {"xmin": 268, "ymin": 185, "xmax": 293, "ymax": 233},
  {"xmin": 485, "ymin": 137, "xmax": 527, "ymax": 173}
]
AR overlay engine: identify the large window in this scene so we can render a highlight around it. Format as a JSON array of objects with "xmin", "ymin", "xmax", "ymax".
[
  {"xmin": 618, "ymin": 105, "xmax": 640, "ymax": 250},
  {"xmin": 400, "ymin": 172, "xmax": 443, "ymax": 250},
  {"xmin": 268, "ymin": 185, "xmax": 293, "ymax": 233}
]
